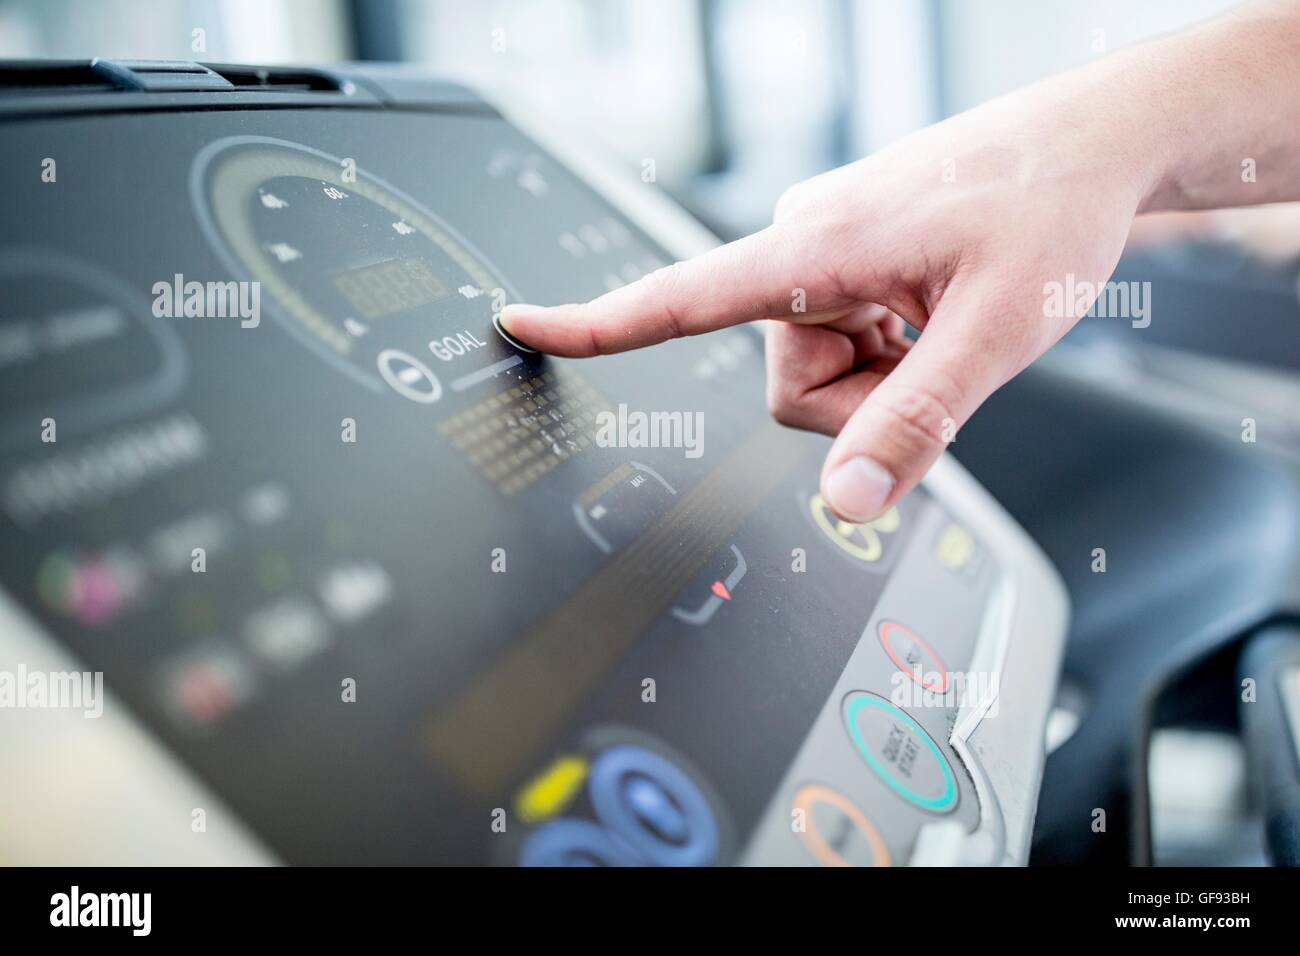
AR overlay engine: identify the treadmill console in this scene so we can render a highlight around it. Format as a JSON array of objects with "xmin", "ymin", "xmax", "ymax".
[{"xmin": 0, "ymin": 62, "xmax": 1068, "ymax": 866}]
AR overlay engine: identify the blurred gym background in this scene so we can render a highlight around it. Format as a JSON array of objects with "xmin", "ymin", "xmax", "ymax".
[
  {"xmin": 2, "ymin": 0, "xmax": 1298, "ymax": 372},
  {"xmin": 0, "ymin": 0, "xmax": 1274, "ymax": 238}
]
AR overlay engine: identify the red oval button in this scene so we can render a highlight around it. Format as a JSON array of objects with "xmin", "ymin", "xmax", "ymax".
[{"xmin": 878, "ymin": 620, "xmax": 949, "ymax": 692}]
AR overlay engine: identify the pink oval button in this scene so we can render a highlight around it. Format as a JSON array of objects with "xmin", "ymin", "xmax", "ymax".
[{"xmin": 878, "ymin": 620, "xmax": 949, "ymax": 692}]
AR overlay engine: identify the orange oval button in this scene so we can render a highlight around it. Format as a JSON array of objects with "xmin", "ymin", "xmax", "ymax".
[{"xmin": 791, "ymin": 784, "xmax": 891, "ymax": 867}]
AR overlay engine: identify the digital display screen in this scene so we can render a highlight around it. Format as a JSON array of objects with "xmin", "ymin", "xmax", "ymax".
[
  {"xmin": 331, "ymin": 256, "xmax": 447, "ymax": 319},
  {"xmin": 0, "ymin": 109, "xmax": 983, "ymax": 867}
]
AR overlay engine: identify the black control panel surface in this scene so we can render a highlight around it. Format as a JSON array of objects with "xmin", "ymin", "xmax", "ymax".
[{"xmin": 0, "ymin": 106, "xmax": 998, "ymax": 864}]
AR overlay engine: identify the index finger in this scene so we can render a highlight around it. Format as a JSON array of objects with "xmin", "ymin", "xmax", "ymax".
[{"xmin": 498, "ymin": 224, "xmax": 810, "ymax": 356}]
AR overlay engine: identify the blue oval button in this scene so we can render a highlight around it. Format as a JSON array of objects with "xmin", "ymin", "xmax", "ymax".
[
  {"xmin": 622, "ymin": 773, "xmax": 690, "ymax": 844},
  {"xmin": 589, "ymin": 746, "xmax": 719, "ymax": 866},
  {"xmin": 518, "ymin": 819, "xmax": 641, "ymax": 867}
]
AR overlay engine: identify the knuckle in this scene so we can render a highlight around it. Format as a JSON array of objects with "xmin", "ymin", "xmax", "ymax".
[
  {"xmin": 642, "ymin": 262, "xmax": 691, "ymax": 337},
  {"xmin": 573, "ymin": 302, "xmax": 614, "ymax": 355},
  {"xmin": 645, "ymin": 259, "xmax": 686, "ymax": 295},
  {"xmin": 765, "ymin": 379, "xmax": 804, "ymax": 428},
  {"xmin": 875, "ymin": 380, "xmax": 960, "ymax": 453},
  {"xmin": 774, "ymin": 182, "xmax": 818, "ymax": 222},
  {"xmin": 650, "ymin": 259, "xmax": 700, "ymax": 302}
]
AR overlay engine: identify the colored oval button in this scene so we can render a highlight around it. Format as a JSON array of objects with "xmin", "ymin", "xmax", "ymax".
[
  {"xmin": 842, "ymin": 692, "xmax": 957, "ymax": 814},
  {"xmin": 809, "ymin": 493, "xmax": 900, "ymax": 563},
  {"xmin": 791, "ymin": 783, "xmax": 891, "ymax": 867},
  {"xmin": 518, "ymin": 819, "xmax": 641, "ymax": 867},
  {"xmin": 878, "ymin": 620, "xmax": 950, "ymax": 693},
  {"xmin": 588, "ymin": 746, "xmax": 720, "ymax": 866}
]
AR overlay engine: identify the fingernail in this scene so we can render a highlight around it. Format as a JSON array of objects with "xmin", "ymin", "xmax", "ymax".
[{"xmin": 825, "ymin": 456, "xmax": 895, "ymax": 522}]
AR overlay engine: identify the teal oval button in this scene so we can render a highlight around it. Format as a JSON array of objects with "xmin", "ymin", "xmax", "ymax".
[{"xmin": 843, "ymin": 692, "xmax": 957, "ymax": 813}]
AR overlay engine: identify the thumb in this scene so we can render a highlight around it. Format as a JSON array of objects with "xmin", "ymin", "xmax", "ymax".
[{"xmin": 819, "ymin": 284, "xmax": 1021, "ymax": 522}]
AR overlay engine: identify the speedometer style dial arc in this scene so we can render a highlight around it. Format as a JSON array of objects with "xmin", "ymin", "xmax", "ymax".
[{"xmin": 190, "ymin": 135, "xmax": 522, "ymax": 397}]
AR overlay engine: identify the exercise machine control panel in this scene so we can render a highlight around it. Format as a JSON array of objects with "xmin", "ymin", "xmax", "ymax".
[{"xmin": 0, "ymin": 61, "xmax": 1068, "ymax": 865}]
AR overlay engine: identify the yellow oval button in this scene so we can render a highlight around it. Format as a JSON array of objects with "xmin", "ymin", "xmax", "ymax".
[{"xmin": 809, "ymin": 493, "xmax": 899, "ymax": 562}]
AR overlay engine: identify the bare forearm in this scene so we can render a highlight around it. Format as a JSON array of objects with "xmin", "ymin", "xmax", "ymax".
[
  {"xmin": 502, "ymin": 1, "xmax": 1300, "ymax": 522},
  {"xmin": 955, "ymin": 0, "xmax": 1300, "ymax": 217},
  {"xmin": 1119, "ymin": 0, "xmax": 1300, "ymax": 212}
]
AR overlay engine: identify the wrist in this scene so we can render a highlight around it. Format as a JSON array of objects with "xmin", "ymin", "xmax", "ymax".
[
  {"xmin": 1030, "ymin": 2, "xmax": 1300, "ymax": 217},
  {"xmin": 1040, "ymin": 49, "xmax": 1182, "ymax": 217},
  {"xmin": 1007, "ymin": 66, "xmax": 1170, "ymax": 219},
  {"xmin": 1129, "ymin": 1, "xmax": 1300, "ymax": 213}
]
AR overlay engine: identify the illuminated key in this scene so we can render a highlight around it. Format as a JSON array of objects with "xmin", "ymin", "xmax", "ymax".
[{"xmin": 514, "ymin": 755, "xmax": 589, "ymax": 824}]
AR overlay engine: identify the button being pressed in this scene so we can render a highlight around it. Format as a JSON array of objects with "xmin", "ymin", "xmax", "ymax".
[{"xmin": 492, "ymin": 311, "xmax": 537, "ymax": 352}]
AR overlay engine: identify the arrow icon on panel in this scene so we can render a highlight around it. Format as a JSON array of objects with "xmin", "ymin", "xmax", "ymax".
[{"xmin": 672, "ymin": 545, "xmax": 746, "ymax": 627}]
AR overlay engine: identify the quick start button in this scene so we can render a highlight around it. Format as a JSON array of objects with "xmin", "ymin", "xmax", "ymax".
[{"xmin": 842, "ymin": 692, "xmax": 957, "ymax": 814}]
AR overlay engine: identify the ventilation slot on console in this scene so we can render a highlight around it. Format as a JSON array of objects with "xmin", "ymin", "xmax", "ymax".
[
  {"xmin": 0, "ymin": 60, "xmax": 348, "ymax": 97},
  {"xmin": 207, "ymin": 65, "xmax": 343, "ymax": 93},
  {"xmin": 0, "ymin": 62, "xmax": 117, "ymax": 95}
]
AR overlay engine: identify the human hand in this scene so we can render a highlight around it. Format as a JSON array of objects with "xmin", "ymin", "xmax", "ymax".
[{"xmin": 500, "ymin": 77, "xmax": 1164, "ymax": 520}]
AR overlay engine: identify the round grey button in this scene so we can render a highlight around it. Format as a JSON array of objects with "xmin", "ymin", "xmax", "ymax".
[{"xmin": 376, "ymin": 348, "xmax": 442, "ymax": 403}]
